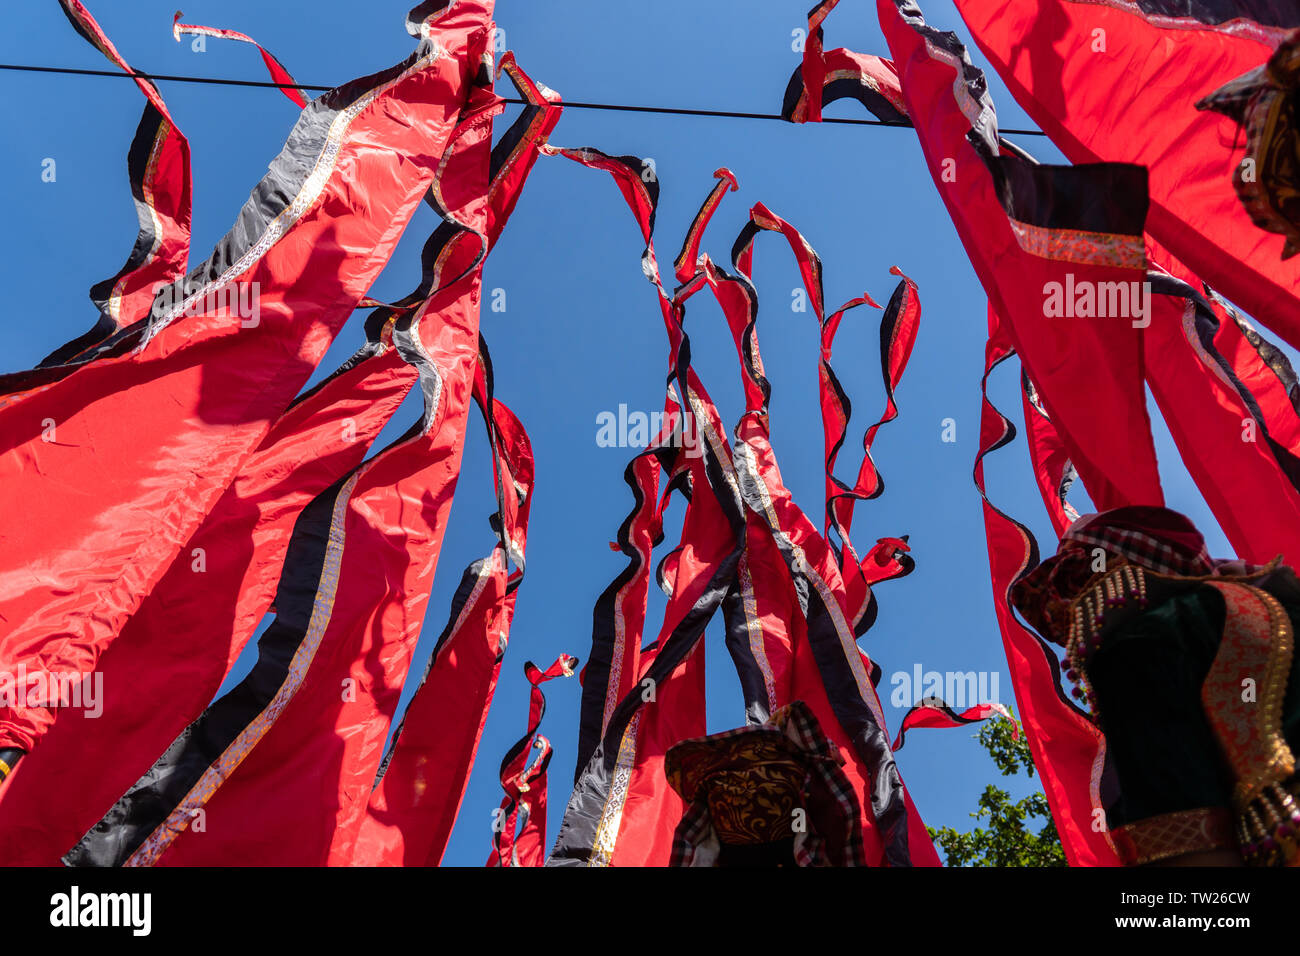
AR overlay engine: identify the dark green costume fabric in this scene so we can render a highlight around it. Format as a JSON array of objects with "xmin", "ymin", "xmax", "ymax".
[{"xmin": 1087, "ymin": 571, "xmax": 1300, "ymax": 829}]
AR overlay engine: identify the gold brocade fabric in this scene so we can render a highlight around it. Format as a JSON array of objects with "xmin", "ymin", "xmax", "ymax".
[
  {"xmin": 664, "ymin": 701, "xmax": 867, "ymax": 866},
  {"xmin": 686, "ymin": 752, "xmax": 806, "ymax": 846}
]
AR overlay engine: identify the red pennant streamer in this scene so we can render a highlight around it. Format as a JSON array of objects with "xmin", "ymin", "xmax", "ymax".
[
  {"xmin": 892, "ymin": 700, "xmax": 1015, "ymax": 751},
  {"xmin": 487, "ymin": 655, "xmax": 577, "ymax": 867},
  {"xmin": 172, "ymin": 11, "xmax": 308, "ymax": 108},
  {"xmin": 0, "ymin": 1, "xmax": 497, "ymax": 756}
]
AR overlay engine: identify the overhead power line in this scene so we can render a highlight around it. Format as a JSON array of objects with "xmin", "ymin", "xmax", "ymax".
[{"xmin": 0, "ymin": 61, "xmax": 1050, "ymax": 135}]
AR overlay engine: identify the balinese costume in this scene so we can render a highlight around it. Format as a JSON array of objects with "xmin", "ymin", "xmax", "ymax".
[
  {"xmin": 1013, "ymin": 507, "xmax": 1300, "ymax": 866},
  {"xmin": 664, "ymin": 701, "xmax": 867, "ymax": 867}
]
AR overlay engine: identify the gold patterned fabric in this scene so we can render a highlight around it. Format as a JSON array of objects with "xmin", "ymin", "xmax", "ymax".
[
  {"xmin": 664, "ymin": 701, "xmax": 866, "ymax": 866},
  {"xmin": 1113, "ymin": 807, "xmax": 1237, "ymax": 866},
  {"xmin": 668, "ymin": 737, "xmax": 806, "ymax": 846}
]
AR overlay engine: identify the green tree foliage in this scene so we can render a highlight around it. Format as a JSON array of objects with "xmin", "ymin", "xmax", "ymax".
[{"xmin": 927, "ymin": 713, "xmax": 1067, "ymax": 867}]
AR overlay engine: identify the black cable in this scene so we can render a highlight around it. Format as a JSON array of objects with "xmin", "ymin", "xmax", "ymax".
[{"xmin": 0, "ymin": 61, "xmax": 1050, "ymax": 135}]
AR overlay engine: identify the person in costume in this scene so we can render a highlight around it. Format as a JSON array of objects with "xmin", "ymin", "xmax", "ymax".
[
  {"xmin": 664, "ymin": 701, "xmax": 868, "ymax": 867},
  {"xmin": 1012, "ymin": 507, "xmax": 1300, "ymax": 866}
]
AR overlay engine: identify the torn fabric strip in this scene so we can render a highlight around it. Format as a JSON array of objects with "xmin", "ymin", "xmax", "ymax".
[{"xmin": 172, "ymin": 10, "xmax": 308, "ymax": 108}]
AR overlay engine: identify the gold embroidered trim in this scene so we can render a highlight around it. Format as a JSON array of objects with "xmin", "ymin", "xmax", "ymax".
[
  {"xmin": 1201, "ymin": 582, "xmax": 1296, "ymax": 809},
  {"xmin": 588, "ymin": 711, "xmax": 641, "ymax": 867},
  {"xmin": 1113, "ymin": 806, "xmax": 1237, "ymax": 866},
  {"xmin": 1008, "ymin": 218, "xmax": 1145, "ymax": 270}
]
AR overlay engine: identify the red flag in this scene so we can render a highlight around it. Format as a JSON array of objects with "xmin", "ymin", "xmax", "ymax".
[
  {"xmin": 689, "ymin": 244, "xmax": 937, "ymax": 866},
  {"xmin": 546, "ymin": 155, "xmax": 936, "ymax": 865},
  {"xmin": 731, "ymin": 204, "xmax": 920, "ymax": 632},
  {"xmin": 61, "ymin": 63, "xmax": 522, "ymax": 865},
  {"xmin": 892, "ymin": 700, "xmax": 1015, "ymax": 751},
  {"xmin": 18, "ymin": 1, "xmax": 192, "ymax": 371},
  {"xmin": 544, "ymin": 151, "xmax": 746, "ymax": 867},
  {"xmin": 0, "ymin": 1, "xmax": 497, "ymax": 755},
  {"xmin": 486, "ymin": 655, "xmax": 577, "ymax": 867},
  {"xmin": 876, "ymin": 0, "xmax": 1163, "ymax": 514},
  {"xmin": 341, "ymin": 346, "xmax": 542, "ymax": 867},
  {"xmin": 0, "ymin": 323, "xmax": 414, "ymax": 865},
  {"xmin": 954, "ymin": 0, "xmax": 1300, "ymax": 349},
  {"xmin": 782, "ymin": 0, "xmax": 909, "ymax": 125},
  {"xmin": 0, "ymin": 53, "xmax": 560, "ymax": 863}
]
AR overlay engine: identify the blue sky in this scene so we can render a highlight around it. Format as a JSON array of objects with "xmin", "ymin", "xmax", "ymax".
[{"xmin": 0, "ymin": 0, "xmax": 1241, "ymax": 866}]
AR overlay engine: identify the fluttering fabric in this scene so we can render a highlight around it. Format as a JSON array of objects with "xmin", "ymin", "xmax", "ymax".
[
  {"xmin": 345, "ymin": 361, "xmax": 537, "ymax": 867},
  {"xmin": 942, "ymin": 0, "xmax": 1300, "ymax": 566},
  {"xmin": 487, "ymin": 655, "xmax": 577, "ymax": 867},
  {"xmin": 544, "ymin": 146, "xmax": 740, "ymax": 868},
  {"xmin": 782, "ymin": 0, "xmax": 909, "ymax": 126},
  {"xmin": 6, "ymin": 1, "xmax": 192, "ymax": 374},
  {"xmin": 953, "ymin": 0, "xmax": 1300, "ymax": 349},
  {"xmin": 339, "ymin": 57, "xmax": 563, "ymax": 869},
  {"xmin": 58, "ymin": 60, "xmax": 547, "ymax": 865},
  {"xmin": 891, "ymin": 700, "xmax": 1015, "ymax": 752},
  {"xmin": 877, "ymin": 0, "xmax": 1163, "ymax": 515},
  {"xmin": 0, "ymin": 321, "xmax": 415, "ymax": 865},
  {"xmin": 0, "ymin": 52, "xmax": 559, "ymax": 866},
  {"xmin": 543, "ymin": 144, "xmax": 937, "ymax": 865},
  {"xmin": 696, "ymin": 213, "xmax": 937, "ymax": 866},
  {"xmin": 869, "ymin": 0, "xmax": 1300, "ymax": 864},
  {"xmin": 0, "ymin": 0, "xmax": 497, "ymax": 758},
  {"xmin": 172, "ymin": 11, "xmax": 308, "ymax": 108}
]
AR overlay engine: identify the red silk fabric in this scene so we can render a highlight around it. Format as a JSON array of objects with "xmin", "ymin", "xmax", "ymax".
[
  {"xmin": 877, "ymin": 0, "xmax": 1163, "ymax": 515},
  {"xmin": 954, "ymin": 0, "xmax": 1300, "ymax": 350},
  {"xmin": 100, "ymin": 78, "xmax": 508, "ymax": 867},
  {"xmin": 485, "ymin": 655, "xmax": 577, "ymax": 867},
  {"xmin": 0, "ymin": 338, "xmax": 415, "ymax": 865},
  {"xmin": 0, "ymin": 1, "xmax": 496, "ymax": 755},
  {"xmin": 891, "ymin": 700, "xmax": 1015, "ymax": 752},
  {"xmin": 546, "ymin": 147, "xmax": 936, "ymax": 865},
  {"xmin": 0, "ymin": 50, "xmax": 560, "ymax": 866}
]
